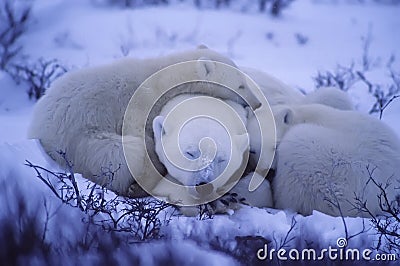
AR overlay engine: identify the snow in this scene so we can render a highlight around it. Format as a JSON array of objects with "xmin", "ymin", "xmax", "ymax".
[{"xmin": 1, "ymin": 0, "xmax": 399, "ymax": 264}]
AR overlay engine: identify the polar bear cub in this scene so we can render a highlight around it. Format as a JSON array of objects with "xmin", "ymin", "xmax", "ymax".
[
  {"xmin": 152, "ymin": 94, "xmax": 249, "ymax": 197},
  {"xmin": 243, "ymin": 67, "xmax": 354, "ymax": 170},
  {"xmin": 272, "ymin": 103, "xmax": 400, "ymax": 217},
  {"xmin": 152, "ymin": 94, "xmax": 274, "ymax": 214}
]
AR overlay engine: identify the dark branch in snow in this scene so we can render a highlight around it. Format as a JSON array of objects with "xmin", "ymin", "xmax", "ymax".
[
  {"xmin": 273, "ymin": 216, "xmax": 297, "ymax": 250},
  {"xmin": 313, "ymin": 32, "xmax": 400, "ymax": 119},
  {"xmin": 353, "ymin": 165, "xmax": 400, "ymax": 256},
  {"xmin": 322, "ymin": 161, "xmax": 369, "ymax": 246},
  {"xmin": 0, "ymin": 0, "xmax": 30, "ymax": 70},
  {"xmin": 197, "ymin": 204, "xmax": 214, "ymax": 220},
  {"xmin": 0, "ymin": 1, "xmax": 67, "ymax": 100},
  {"xmin": 313, "ymin": 63, "xmax": 357, "ymax": 91},
  {"xmin": 10, "ymin": 58, "xmax": 67, "ymax": 100},
  {"xmin": 99, "ymin": 0, "xmax": 294, "ymax": 17},
  {"xmin": 26, "ymin": 154, "xmax": 174, "ymax": 241}
]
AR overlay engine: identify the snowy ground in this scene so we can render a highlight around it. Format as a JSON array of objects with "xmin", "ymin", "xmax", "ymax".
[{"xmin": 0, "ymin": 0, "xmax": 399, "ymax": 265}]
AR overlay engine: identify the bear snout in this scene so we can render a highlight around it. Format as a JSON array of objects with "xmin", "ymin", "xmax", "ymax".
[{"xmin": 195, "ymin": 182, "xmax": 214, "ymax": 196}]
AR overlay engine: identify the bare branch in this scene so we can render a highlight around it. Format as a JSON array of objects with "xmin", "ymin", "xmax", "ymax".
[
  {"xmin": 352, "ymin": 166, "xmax": 400, "ymax": 255},
  {"xmin": 26, "ymin": 157, "xmax": 174, "ymax": 241},
  {"xmin": 0, "ymin": 0, "xmax": 31, "ymax": 70},
  {"xmin": 10, "ymin": 58, "xmax": 67, "ymax": 100}
]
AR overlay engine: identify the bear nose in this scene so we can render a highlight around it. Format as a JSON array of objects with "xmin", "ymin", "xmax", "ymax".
[
  {"xmin": 195, "ymin": 182, "xmax": 214, "ymax": 195},
  {"xmin": 199, "ymin": 162, "xmax": 214, "ymax": 181}
]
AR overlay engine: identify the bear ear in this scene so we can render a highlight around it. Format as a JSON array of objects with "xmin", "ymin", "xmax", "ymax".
[
  {"xmin": 196, "ymin": 57, "xmax": 216, "ymax": 79},
  {"xmin": 153, "ymin": 116, "xmax": 166, "ymax": 140},
  {"xmin": 245, "ymin": 106, "xmax": 252, "ymax": 120},
  {"xmin": 197, "ymin": 44, "xmax": 209, "ymax": 49},
  {"xmin": 233, "ymin": 133, "xmax": 250, "ymax": 154},
  {"xmin": 283, "ymin": 108, "xmax": 294, "ymax": 125}
]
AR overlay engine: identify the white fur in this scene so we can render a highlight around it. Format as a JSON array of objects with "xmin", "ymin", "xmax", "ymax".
[
  {"xmin": 243, "ymin": 67, "xmax": 354, "ymax": 110},
  {"xmin": 153, "ymin": 94, "xmax": 249, "ymax": 200},
  {"xmin": 243, "ymin": 68, "xmax": 354, "ymax": 171},
  {"xmin": 241, "ymin": 67, "xmax": 304, "ymax": 106},
  {"xmin": 152, "ymin": 93, "xmax": 275, "ymax": 214},
  {"xmin": 230, "ymin": 172, "xmax": 273, "ymax": 208},
  {"xmin": 28, "ymin": 47, "xmax": 255, "ymax": 197},
  {"xmin": 304, "ymin": 87, "xmax": 354, "ymax": 111},
  {"xmin": 272, "ymin": 104, "xmax": 400, "ymax": 217}
]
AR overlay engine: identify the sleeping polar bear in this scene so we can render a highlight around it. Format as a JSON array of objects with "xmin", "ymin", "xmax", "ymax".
[
  {"xmin": 148, "ymin": 68, "xmax": 355, "ymax": 210},
  {"xmin": 152, "ymin": 94, "xmax": 273, "ymax": 215},
  {"xmin": 29, "ymin": 43, "xmax": 363, "ymax": 216},
  {"xmin": 243, "ymin": 67, "xmax": 354, "ymax": 171},
  {"xmin": 28, "ymin": 46, "xmax": 265, "ymax": 198},
  {"xmin": 272, "ymin": 103, "xmax": 400, "ymax": 217}
]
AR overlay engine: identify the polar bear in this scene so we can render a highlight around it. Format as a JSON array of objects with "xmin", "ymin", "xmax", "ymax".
[
  {"xmin": 243, "ymin": 68, "xmax": 354, "ymax": 170},
  {"xmin": 272, "ymin": 103, "xmax": 400, "ymax": 217},
  {"xmin": 302, "ymin": 88, "xmax": 354, "ymax": 111},
  {"xmin": 28, "ymin": 46, "xmax": 262, "ymax": 197},
  {"xmin": 242, "ymin": 67, "xmax": 354, "ymax": 110},
  {"xmin": 151, "ymin": 93, "xmax": 274, "ymax": 214},
  {"xmin": 152, "ymin": 94, "xmax": 249, "ymax": 189}
]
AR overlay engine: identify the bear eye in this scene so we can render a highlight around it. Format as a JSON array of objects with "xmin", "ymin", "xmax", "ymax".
[
  {"xmin": 284, "ymin": 113, "xmax": 291, "ymax": 124},
  {"xmin": 186, "ymin": 151, "xmax": 197, "ymax": 159}
]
